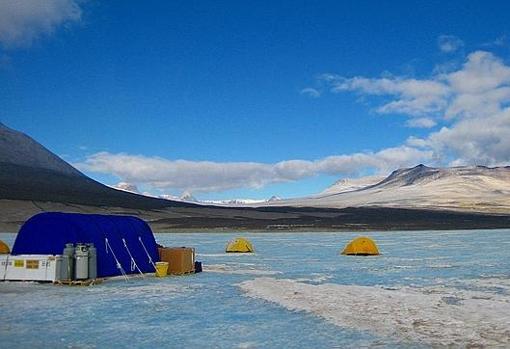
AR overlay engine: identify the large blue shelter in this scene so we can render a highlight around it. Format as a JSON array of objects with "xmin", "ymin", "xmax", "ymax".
[{"xmin": 12, "ymin": 212, "xmax": 159, "ymax": 277}]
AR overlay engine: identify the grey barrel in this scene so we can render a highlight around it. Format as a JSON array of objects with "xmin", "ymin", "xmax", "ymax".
[
  {"xmin": 74, "ymin": 244, "xmax": 89, "ymax": 280},
  {"xmin": 63, "ymin": 243, "xmax": 75, "ymax": 280},
  {"xmin": 88, "ymin": 243, "xmax": 97, "ymax": 279}
]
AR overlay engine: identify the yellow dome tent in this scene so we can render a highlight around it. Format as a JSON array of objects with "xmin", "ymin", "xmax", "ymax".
[
  {"xmin": 0, "ymin": 240, "xmax": 10, "ymax": 254},
  {"xmin": 225, "ymin": 237, "xmax": 254, "ymax": 253},
  {"xmin": 341, "ymin": 236, "xmax": 379, "ymax": 256}
]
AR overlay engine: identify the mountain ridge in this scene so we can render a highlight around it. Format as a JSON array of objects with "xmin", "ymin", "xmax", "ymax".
[
  {"xmin": 0, "ymin": 123, "xmax": 82, "ymax": 177},
  {"xmin": 1, "ymin": 123, "xmax": 509, "ymax": 232},
  {"xmin": 371, "ymin": 164, "xmax": 510, "ymax": 190},
  {"xmin": 263, "ymin": 164, "xmax": 510, "ymax": 213}
]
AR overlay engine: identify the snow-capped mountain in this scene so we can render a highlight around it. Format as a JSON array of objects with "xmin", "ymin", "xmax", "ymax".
[
  {"xmin": 319, "ymin": 175, "xmax": 386, "ymax": 195},
  {"xmin": 202, "ymin": 198, "xmax": 268, "ymax": 205},
  {"xmin": 179, "ymin": 191, "xmax": 198, "ymax": 202},
  {"xmin": 262, "ymin": 164, "xmax": 510, "ymax": 213},
  {"xmin": 170, "ymin": 195, "xmax": 282, "ymax": 206}
]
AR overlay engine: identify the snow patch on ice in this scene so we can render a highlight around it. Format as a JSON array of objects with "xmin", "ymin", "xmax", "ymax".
[
  {"xmin": 294, "ymin": 273, "xmax": 333, "ymax": 283},
  {"xmin": 427, "ymin": 263, "xmax": 457, "ymax": 269},
  {"xmin": 238, "ymin": 277, "xmax": 510, "ymax": 347}
]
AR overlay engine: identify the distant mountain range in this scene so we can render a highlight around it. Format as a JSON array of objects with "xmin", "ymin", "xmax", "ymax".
[
  {"xmin": 267, "ymin": 164, "xmax": 510, "ymax": 214},
  {"xmin": 113, "ymin": 184, "xmax": 282, "ymax": 205},
  {"xmin": 1, "ymin": 122, "xmax": 509, "ymax": 232},
  {"xmin": 178, "ymin": 194, "xmax": 283, "ymax": 206}
]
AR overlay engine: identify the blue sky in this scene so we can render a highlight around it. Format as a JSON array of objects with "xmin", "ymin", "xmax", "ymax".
[{"xmin": 1, "ymin": 1, "xmax": 510, "ymax": 200}]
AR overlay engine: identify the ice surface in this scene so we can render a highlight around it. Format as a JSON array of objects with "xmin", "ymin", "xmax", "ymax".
[
  {"xmin": 239, "ymin": 278, "xmax": 510, "ymax": 347},
  {"xmin": 205, "ymin": 263, "xmax": 281, "ymax": 275},
  {"xmin": 1, "ymin": 230, "xmax": 510, "ymax": 348}
]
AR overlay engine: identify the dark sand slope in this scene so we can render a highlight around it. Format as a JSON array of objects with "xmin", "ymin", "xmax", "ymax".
[
  {"xmin": 2, "ymin": 199, "xmax": 510, "ymax": 232},
  {"xmin": 1, "ymin": 122, "xmax": 509, "ymax": 232}
]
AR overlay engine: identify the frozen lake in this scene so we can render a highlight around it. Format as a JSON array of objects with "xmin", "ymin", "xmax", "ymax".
[{"xmin": 1, "ymin": 230, "xmax": 510, "ymax": 348}]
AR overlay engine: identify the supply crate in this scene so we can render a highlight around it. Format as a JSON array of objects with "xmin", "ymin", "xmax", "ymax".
[
  {"xmin": 158, "ymin": 247, "xmax": 195, "ymax": 275},
  {"xmin": 2, "ymin": 255, "xmax": 69, "ymax": 282}
]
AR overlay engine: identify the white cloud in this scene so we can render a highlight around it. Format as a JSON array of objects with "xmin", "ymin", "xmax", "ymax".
[
  {"xmin": 446, "ymin": 52, "xmax": 510, "ymax": 94},
  {"xmin": 438, "ymin": 35, "xmax": 464, "ymax": 53},
  {"xmin": 323, "ymin": 50, "xmax": 510, "ymax": 167},
  {"xmin": 405, "ymin": 117, "xmax": 437, "ymax": 128},
  {"xmin": 112, "ymin": 182, "xmax": 140, "ymax": 194},
  {"xmin": 78, "ymin": 50, "xmax": 510, "ymax": 194},
  {"xmin": 78, "ymin": 153, "xmax": 278, "ymax": 193},
  {"xmin": 324, "ymin": 75, "xmax": 450, "ymax": 116},
  {"xmin": 0, "ymin": 0, "xmax": 82, "ymax": 48},
  {"xmin": 300, "ymin": 87, "xmax": 321, "ymax": 98},
  {"xmin": 322, "ymin": 51, "xmax": 510, "ymax": 124},
  {"xmin": 77, "ymin": 146, "xmax": 432, "ymax": 194},
  {"xmin": 444, "ymin": 51, "xmax": 510, "ymax": 119},
  {"xmin": 425, "ymin": 108, "xmax": 510, "ymax": 166}
]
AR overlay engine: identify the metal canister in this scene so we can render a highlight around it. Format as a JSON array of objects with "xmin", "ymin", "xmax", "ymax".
[
  {"xmin": 74, "ymin": 243, "xmax": 89, "ymax": 280},
  {"xmin": 87, "ymin": 243, "xmax": 97, "ymax": 280},
  {"xmin": 63, "ymin": 243, "xmax": 74, "ymax": 280}
]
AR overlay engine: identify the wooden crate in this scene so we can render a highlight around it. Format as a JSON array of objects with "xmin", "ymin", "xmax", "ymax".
[{"xmin": 158, "ymin": 247, "xmax": 195, "ymax": 275}]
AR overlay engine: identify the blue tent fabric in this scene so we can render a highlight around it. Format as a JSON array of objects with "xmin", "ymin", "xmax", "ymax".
[{"xmin": 12, "ymin": 212, "xmax": 159, "ymax": 277}]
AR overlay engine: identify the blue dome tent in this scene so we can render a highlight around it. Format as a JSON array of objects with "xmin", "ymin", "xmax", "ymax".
[{"xmin": 11, "ymin": 212, "xmax": 159, "ymax": 278}]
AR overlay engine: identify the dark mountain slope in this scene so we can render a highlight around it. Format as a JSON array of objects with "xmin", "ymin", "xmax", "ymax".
[{"xmin": 0, "ymin": 123, "xmax": 193, "ymax": 209}]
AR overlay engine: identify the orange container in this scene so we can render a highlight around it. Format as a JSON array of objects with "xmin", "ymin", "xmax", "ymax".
[{"xmin": 158, "ymin": 247, "xmax": 195, "ymax": 275}]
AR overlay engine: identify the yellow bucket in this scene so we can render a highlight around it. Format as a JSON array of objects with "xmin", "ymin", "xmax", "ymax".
[{"xmin": 155, "ymin": 262, "xmax": 169, "ymax": 277}]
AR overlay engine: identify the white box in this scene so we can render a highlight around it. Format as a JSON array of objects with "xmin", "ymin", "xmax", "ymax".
[
  {"xmin": 4, "ymin": 255, "xmax": 61, "ymax": 282},
  {"xmin": 0, "ymin": 255, "xmax": 8, "ymax": 280}
]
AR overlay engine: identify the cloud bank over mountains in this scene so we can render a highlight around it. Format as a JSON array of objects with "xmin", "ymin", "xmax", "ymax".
[
  {"xmin": 79, "ymin": 50, "xmax": 510, "ymax": 194},
  {"xmin": 79, "ymin": 146, "xmax": 429, "ymax": 194}
]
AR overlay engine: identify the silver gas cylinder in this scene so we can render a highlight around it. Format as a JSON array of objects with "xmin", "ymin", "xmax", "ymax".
[
  {"xmin": 74, "ymin": 243, "xmax": 89, "ymax": 280},
  {"xmin": 87, "ymin": 243, "xmax": 97, "ymax": 280},
  {"xmin": 63, "ymin": 243, "xmax": 75, "ymax": 280}
]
